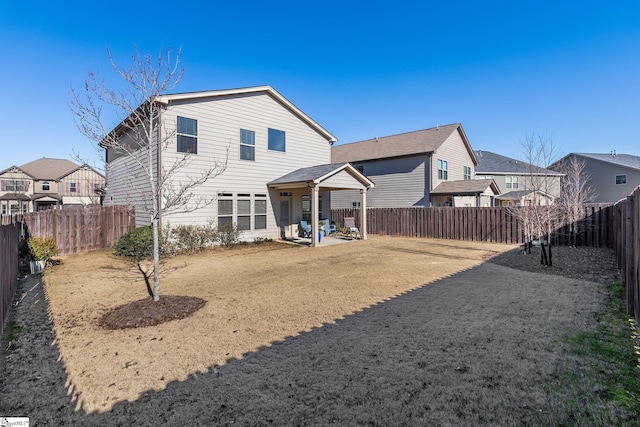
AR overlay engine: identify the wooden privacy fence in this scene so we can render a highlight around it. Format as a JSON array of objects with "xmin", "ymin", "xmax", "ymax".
[
  {"xmin": 332, "ymin": 205, "xmax": 614, "ymax": 246},
  {"xmin": 611, "ymin": 186, "xmax": 640, "ymax": 323},
  {"xmin": 0, "ymin": 222, "xmax": 21, "ymax": 336},
  {"xmin": 2, "ymin": 205, "xmax": 136, "ymax": 256}
]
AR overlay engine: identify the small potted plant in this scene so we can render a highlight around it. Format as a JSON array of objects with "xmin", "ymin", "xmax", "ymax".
[{"xmin": 28, "ymin": 236, "xmax": 58, "ymax": 274}]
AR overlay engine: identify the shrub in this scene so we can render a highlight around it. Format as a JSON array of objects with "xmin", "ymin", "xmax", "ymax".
[
  {"xmin": 170, "ymin": 223, "xmax": 217, "ymax": 254},
  {"xmin": 216, "ymin": 223, "xmax": 242, "ymax": 247},
  {"xmin": 253, "ymin": 237, "xmax": 273, "ymax": 245},
  {"xmin": 28, "ymin": 237, "xmax": 58, "ymax": 265},
  {"xmin": 114, "ymin": 226, "xmax": 154, "ymax": 260}
]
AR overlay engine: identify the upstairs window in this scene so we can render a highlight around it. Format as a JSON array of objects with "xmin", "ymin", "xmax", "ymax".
[
  {"xmin": 1, "ymin": 179, "xmax": 29, "ymax": 192},
  {"xmin": 42, "ymin": 181, "xmax": 50, "ymax": 191},
  {"xmin": 616, "ymin": 174, "xmax": 627, "ymax": 185},
  {"xmin": 506, "ymin": 176, "xmax": 519, "ymax": 189},
  {"xmin": 463, "ymin": 166, "xmax": 471, "ymax": 180},
  {"xmin": 438, "ymin": 159, "xmax": 448, "ymax": 180},
  {"xmin": 240, "ymin": 129, "xmax": 255, "ymax": 161},
  {"xmin": 69, "ymin": 182, "xmax": 77, "ymax": 193},
  {"xmin": 268, "ymin": 128, "xmax": 286, "ymax": 152},
  {"xmin": 177, "ymin": 116, "xmax": 198, "ymax": 154}
]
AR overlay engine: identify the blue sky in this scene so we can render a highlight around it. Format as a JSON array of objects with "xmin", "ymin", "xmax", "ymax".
[{"xmin": 1, "ymin": 1, "xmax": 638, "ymax": 171}]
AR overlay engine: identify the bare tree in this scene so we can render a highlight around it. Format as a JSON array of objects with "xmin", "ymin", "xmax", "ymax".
[
  {"xmin": 509, "ymin": 132, "xmax": 560, "ymax": 266},
  {"xmin": 553, "ymin": 155, "xmax": 597, "ymax": 247},
  {"xmin": 69, "ymin": 47, "xmax": 227, "ymax": 301}
]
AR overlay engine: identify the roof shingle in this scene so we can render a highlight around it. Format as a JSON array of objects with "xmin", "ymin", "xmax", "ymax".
[
  {"xmin": 19, "ymin": 158, "xmax": 80, "ymax": 180},
  {"xmin": 475, "ymin": 151, "xmax": 561, "ymax": 175},
  {"xmin": 431, "ymin": 179, "xmax": 497, "ymax": 195},
  {"xmin": 332, "ymin": 123, "xmax": 464, "ymax": 163}
]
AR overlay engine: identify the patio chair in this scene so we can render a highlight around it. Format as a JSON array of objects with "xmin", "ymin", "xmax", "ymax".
[
  {"xmin": 298, "ymin": 220, "xmax": 312, "ymax": 238},
  {"xmin": 328, "ymin": 222, "xmax": 337, "ymax": 235},
  {"xmin": 344, "ymin": 217, "xmax": 361, "ymax": 239}
]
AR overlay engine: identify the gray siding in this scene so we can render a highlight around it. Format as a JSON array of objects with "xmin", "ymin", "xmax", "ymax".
[
  {"xmin": 332, "ymin": 155, "xmax": 428, "ymax": 208},
  {"xmin": 579, "ymin": 156, "xmax": 640, "ymax": 203},
  {"xmin": 430, "ymin": 129, "xmax": 475, "ymax": 190}
]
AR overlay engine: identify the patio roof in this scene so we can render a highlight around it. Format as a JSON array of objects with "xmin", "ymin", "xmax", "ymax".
[
  {"xmin": 0, "ymin": 193, "xmax": 31, "ymax": 201},
  {"xmin": 431, "ymin": 179, "xmax": 499, "ymax": 195},
  {"xmin": 268, "ymin": 162, "xmax": 374, "ymax": 190},
  {"xmin": 31, "ymin": 193, "xmax": 63, "ymax": 202},
  {"xmin": 269, "ymin": 162, "xmax": 374, "ymax": 248}
]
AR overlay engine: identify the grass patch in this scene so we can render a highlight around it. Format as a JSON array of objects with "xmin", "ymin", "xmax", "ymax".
[
  {"xmin": 549, "ymin": 282, "xmax": 640, "ymax": 425},
  {"xmin": 2, "ymin": 321, "xmax": 24, "ymax": 354}
]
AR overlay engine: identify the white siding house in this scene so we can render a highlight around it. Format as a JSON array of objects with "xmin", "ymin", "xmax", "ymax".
[
  {"xmin": 474, "ymin": 150, "xmax": 562, "ymax": 206},
  {"xmin": 103, "ymin": 86, "xmax": 372, "ymax": 245}
]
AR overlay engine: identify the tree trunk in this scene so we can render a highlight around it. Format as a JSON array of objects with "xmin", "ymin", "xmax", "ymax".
[
  {"xmin": 152, "ymin": 217, "xmax": 160, "ymax": 301},
  {"xmin": 137, "ymin": 261, "xmax": 154, "ymax": 298},
  {"xmin": 540, "ymin": 244, "xmax": 548, "ymax": 266}
]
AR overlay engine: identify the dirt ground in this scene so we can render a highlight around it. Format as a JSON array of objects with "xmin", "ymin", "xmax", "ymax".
[{"xmin": 1, "ymin": 236, "xmax": 622, "ymax": 425}]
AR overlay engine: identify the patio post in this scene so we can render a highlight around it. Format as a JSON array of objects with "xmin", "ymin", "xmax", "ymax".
[
  {"xmin": 311, "ymin": 183, "xmax": 319, "ymax": 247},
  {"xmin": 360, "ymin": 188, "xmax": 368, "ymax": 240}
]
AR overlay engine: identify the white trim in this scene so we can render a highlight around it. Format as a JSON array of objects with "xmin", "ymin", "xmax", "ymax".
[{"xmin": 315, "ymin": 163, "xmax": 375, "ymax": 188}]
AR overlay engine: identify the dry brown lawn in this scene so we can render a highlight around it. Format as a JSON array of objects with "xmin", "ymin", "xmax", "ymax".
[{"xmin": 42, "ymin": 236, "xmax": 516, "ymax": 413}]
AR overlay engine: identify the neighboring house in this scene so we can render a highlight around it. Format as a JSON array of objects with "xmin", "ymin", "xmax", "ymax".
[
  {"xmin": 103, "ymin": 86, "xmax": 372, "ymax": 245},
  {"xmin": 330, "ymin": 123, "xmax": 497, "ymax": 207},
  {"xmin": 474, "ymin": 150, "xmax": 562, "ymax": 206},
  {"xmin": 549, "ymin": 152, "xmax": 640, "ymax": 204},
  {"xmin": 494, "ymin": 190, "xmax": 555, "ymax": 207},
  {"xmin": 0, "ymin": 158, "xmax": 105, "ymax": 214}
]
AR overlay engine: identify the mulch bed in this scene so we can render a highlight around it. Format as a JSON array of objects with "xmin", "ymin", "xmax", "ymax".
[{"xmin": 98, "ymin": 295, "xmax": 206, "ymax": 330}]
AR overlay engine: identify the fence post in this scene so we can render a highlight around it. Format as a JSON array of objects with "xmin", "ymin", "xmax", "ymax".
[{"xmin": 625, "ymin": 196, "xmax": 634, "ymax": 316}]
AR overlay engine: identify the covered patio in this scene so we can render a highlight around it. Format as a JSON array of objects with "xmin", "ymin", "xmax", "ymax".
[{"xmin": 268, "ymin": 162, "xmax": 374, "ymax": 247}]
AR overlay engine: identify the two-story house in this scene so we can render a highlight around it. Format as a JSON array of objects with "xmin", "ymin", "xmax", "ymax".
[
  {"xmin": 0, "ymin": 158, "xmax": 105, "ymax": 213},
  {"xmin": 549, "ymin": 152, "xmax": 640, "ymax": 204},
  {"xmin": 102, "ymin": 86, "xmax": 373, "ymax": 246},
  {"xmin": 474, "ymin": 150, "xmax": 562, "ymax": 206},
  {"xmin": 331, "ymin": 123, "xmax": 498, "ymax": 208}
]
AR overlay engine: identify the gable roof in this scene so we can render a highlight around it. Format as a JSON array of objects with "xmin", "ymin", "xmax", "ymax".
[
  {"xmin": 155, "ymin": 85, "xmax": 337, "ymax": 143},
  {"xmin": 0, "ymin": 165, "xmax": 33, "ymax": 178},
  {"xmin": 431, "ymin": 179, "xmax": 499, "ymax": 195},
  {"xmin": 554, "ymin": 153, "xmax": 640, "ymax": 171},
  {"xmin": 475, "ymin": 150, "xmax": 562, "ymax": 176},
  {"xmin": 331, "ymin": 123, "xmax": 477, "ymax": 164},
  {"xmin": 19, "ymin": 158, "xmax": 80, "ymax": 180},
  {"xmin": 268, "ymin": 162, "xmax": 374, "ymax": 189}
]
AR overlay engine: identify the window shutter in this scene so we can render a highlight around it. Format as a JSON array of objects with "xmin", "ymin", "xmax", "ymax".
[
  {"xmin": 67, "ymin": 182, "xmax": 70, "ymax": 192},
  {"xmin": 24, "ymin": 181, "xmax": 30, "ymax": 192},
  {"xmin": 0, "ymin": 180, "xmax": 4, "ymax": 191}
]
